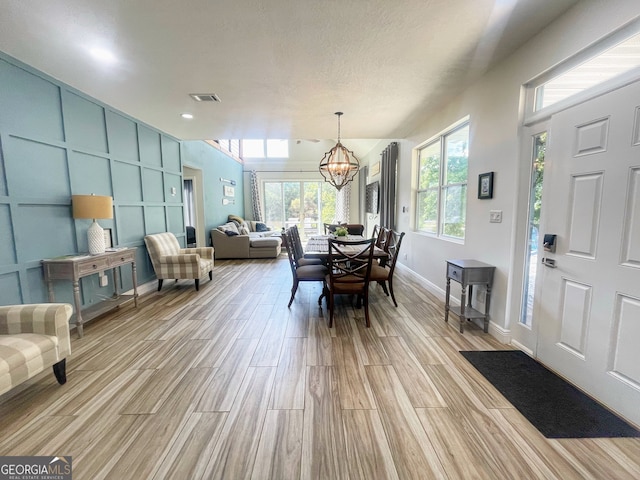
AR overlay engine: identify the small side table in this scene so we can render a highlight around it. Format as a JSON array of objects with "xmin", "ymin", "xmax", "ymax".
[
  {"xmin": 42, "ymin": 248, "xmax": 139, "ymax": 338},
  {"xmin": 445, "ymin": 259, "xmax": 495, "ymax": 333}
]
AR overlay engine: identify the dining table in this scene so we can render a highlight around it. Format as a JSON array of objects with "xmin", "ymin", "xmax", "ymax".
[{"xmin": 303, "ymin": 234, "xmax": 388, "ymax": 263}]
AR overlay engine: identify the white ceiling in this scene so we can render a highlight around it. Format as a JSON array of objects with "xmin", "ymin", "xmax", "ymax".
[{"xmin": 1, "ymin": 0, "xmax": 579, "ymax": 144}]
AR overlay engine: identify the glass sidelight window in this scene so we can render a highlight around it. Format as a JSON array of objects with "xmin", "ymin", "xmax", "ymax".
[{"xmin": 520, "ymin": 131, "xmax": 546, "ymax": 327}]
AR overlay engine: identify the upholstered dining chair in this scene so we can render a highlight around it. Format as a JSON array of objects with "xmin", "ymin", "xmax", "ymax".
[
  {"xmin": 144, "ymin": 232, "xmax": 214, "ymax": 291},
  {"xmin": 282, "ymin": 228, "xmax": 328, "ymax": 307},
  {"xmin": 344, "ymin": 223, "xmax": 365, "ymax": 236},
  {"xmin": 374, "ymin": 226, "xmax": 391, "ymax": 252},
  {"xmin": 325, "ymin": 237, "xmax": 375, "ymax": 328},
  {"xmin": 289, "ymin": 225, "xmax": 323, "ymax": 267},
  {"xmin": 370, "ymin": 230, "xmax": 405, "ymax": 307}
]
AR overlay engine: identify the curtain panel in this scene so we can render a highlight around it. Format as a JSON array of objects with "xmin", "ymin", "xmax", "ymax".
[
  {"xmin": 380, "ymin": 142, "xmax": 398, "ymax": 229},
  {"xmin": 250, "ymin": 170, "xmax": 263, "ymax": 222}
]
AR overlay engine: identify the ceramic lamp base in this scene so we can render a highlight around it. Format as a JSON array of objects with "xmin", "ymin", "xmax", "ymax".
[{"xmin": 87, "ymin": 220, "xmax": 106, "ymax": 255}]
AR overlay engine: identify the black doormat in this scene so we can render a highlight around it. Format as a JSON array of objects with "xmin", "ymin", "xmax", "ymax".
[{"xmin": 460, "ymin": 350, "xmax": 640, "ymax": 438}]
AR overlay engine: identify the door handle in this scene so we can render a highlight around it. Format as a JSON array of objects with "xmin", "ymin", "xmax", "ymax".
[{"xmin": 541, "ymin": 257, "xmax": 556, "ymax": 268}]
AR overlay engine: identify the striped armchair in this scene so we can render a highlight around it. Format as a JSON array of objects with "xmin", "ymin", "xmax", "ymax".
[
  {"xmin": 144, "ymin": 232, "xmax": 214, "ymax": 291},
  {"xmin": 0, "ymin": 303, "xmax": 72, "ymax": 396}
]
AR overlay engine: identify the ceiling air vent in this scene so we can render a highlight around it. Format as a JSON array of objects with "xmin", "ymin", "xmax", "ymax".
[{"xmin": 189, "ymin": 93, "xmax": 221, "ymax": 102}]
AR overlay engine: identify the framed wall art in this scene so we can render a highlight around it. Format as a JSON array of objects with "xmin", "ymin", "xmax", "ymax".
[{"xmin": 478, "ymin": 172, "xmax": 494, "ymax": 199}]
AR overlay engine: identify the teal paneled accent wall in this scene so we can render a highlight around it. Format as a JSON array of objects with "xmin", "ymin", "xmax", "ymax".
[
  {"xmin": 0, "ymin": 54, "xmax": 184, "ymax": 308},
  {"xmin": 182, "ymin": 141, "xmax": 244, "ymax": 238}
]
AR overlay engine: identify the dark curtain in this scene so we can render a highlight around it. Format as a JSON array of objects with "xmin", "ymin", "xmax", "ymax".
[
  {"xmin": 359, "ymin": 165, "xmax": 368, "ymax": 224},
  {"xmin": 380, "ymin": 142, "xmax": 398, "ymax": 229}
]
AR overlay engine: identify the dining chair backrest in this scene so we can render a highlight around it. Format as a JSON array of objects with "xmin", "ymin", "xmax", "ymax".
[
  {"xmin": 289, "ymin": 225, "xmax": 305, "ymax": 262},
  {"xmin": 371, "ymin": 224, "xmax": 380, "ymax": 242},
  {"xmin": 375, "ymin": 227, "xmax": 391, "ymax": 251},
  {"xmin": 324, "ymin": 223, "xmax": 339, "ymax": 234},
  {"xmin": 327, "ymin": 237, "xmax": 375, "ymax": 286},
  {"xmin": 386, "ymin": 230, "xmax": 406, "ymax": 272},
  {"xmin": 281, "ymin": 228, "xmax": 298, "ymax": 274},
  {"xmin": 345, "ymin": 224, "xmax": 365, "ymax": 236}
]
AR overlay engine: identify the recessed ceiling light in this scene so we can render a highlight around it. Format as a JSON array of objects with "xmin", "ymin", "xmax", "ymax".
[
  {"xmin": 181, "ymin": 113, "xmax": 194, "ymax": 119},
  {"xmin": 89, "ymin": 48, "xmax": 117, "ymax": 64}
]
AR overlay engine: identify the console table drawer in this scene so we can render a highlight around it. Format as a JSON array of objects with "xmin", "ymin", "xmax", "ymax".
[
  {"xmin": 78, "ymin": 257, "xmax": 110, "ymax": 275},
  {"xmin": 108, "ymin": 250, "xmax": 135, "ymax": 267},
  {"xmin": 447, "ymin": 263, "xmax": 464, "ymax": 282}
]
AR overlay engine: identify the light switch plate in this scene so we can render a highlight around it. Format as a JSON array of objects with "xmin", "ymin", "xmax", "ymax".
[{"xmin": 490, "ymin": 210, "xmax": 502, "ymax": 223}]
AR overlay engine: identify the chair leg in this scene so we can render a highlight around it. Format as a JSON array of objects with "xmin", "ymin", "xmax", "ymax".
[
  {"xmin": 52, "ymin": 359, "xmax": 67, "ymax": 385},
  {"xmin": 378, "ymin": 280, "xmax": 389, "ymax": 296},
  {"xmin": 209, "ymin": 270, "xmax": 213, "ymax": 281},
  {"xmin": 363, "ymin": 292, "xmax": 371, "ymax": 327},
  {"xmin": 195, "ymin": 279, "xmax": 200, "ymax": 291},
  {"xmin": 288, "ymin": 280, "xmax": 299, "ymax": 308},
  {"xmin": 388, "ymin": 278, "xmax": 398, "ymax": 307},
  {"xmin": 157, "ymin": 279, "xmax": 163, "ymax": 291},
  {"xmin": 318, "ymin": 283, "xmax": 327, "ymax": 306}
]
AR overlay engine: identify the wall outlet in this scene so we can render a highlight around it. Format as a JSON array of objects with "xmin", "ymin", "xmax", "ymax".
[
  {"xmin": 489, "ymin": 210, "xmax": 502, "ymax": 223},
  {"xmin": 99, "ymin": 274, "xmax": 108, "ymax": 287}
]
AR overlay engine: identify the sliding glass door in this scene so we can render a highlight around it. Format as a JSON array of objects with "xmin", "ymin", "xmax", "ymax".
[{"xmin": 264, "ymin": 181, "xmax": 337, "ymax": 241}]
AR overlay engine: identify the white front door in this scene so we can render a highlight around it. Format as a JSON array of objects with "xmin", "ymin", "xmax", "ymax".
[{"xmin": 537, "ymin": 79, "xmax": 640, "ymax": 425}]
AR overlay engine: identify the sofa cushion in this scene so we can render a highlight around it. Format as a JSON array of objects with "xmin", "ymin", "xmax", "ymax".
[
  {"xmin": 228, "ymin": 214, "xmax": 244, "ymax": 225},
  {"xmin": 249, "ymin": 237, "xmax": 282, "ymax": 248},
  {"xmin": 218, "ymin": 222, "xmax": 239, "ymax": 234},
  {"xmin": 225, "ymin": 230, "xmax": 239, "ymax": 236},
  {"xmin": 255, "ymin": 222, "xmax": 269, "ymax": 232}
]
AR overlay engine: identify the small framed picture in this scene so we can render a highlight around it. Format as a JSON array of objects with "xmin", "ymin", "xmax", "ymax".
[
  {"xmin": 370, "ymin": 161, "xmax": 380, "ymax": 176},
  {"xmin": 103, "ymin": 228, "xmax": 113, "ymax": 248},
  {"xmin": 478, "ymin": 172, "xmax": 494, "ymax": 199},
  {"xmin": 223, "ymin": 185, "xmax": 235, "ymax": 197}
]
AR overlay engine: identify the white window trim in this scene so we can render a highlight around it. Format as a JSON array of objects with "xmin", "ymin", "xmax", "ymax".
[
  {"xmin": 524, "ymin": 17, "xmax": 640, "ymax": 126},
  {"xmin": 414, "ymin": 117, "xmax": 469, "ymax": 242}
]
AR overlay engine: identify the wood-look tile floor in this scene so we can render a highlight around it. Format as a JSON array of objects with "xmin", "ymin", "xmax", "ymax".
[{"xmin": 2, "ymin": 256, "xmax": 640, "ymax": 479}]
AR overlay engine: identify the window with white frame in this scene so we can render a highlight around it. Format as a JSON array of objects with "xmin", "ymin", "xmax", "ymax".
[
  {"xmin": 240, "ymin": 139, "xmax": 289, "ymax": 158},
  {"xmin": 416, "ymin": 121, "xmax": 469, "ymax": 240},
  {"xmin": 525, "ymin": 22, "xmax": 640, "ymax": 123}
]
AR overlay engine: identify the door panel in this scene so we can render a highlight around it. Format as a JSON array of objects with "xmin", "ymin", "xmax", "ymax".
[{"xmin": 537, "ymin": 80, "xmax": 640, "ymax": 426}]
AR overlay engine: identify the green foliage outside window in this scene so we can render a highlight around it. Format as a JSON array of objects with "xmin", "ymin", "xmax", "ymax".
[{"xmin": 416, "ymin": 122, "xmax": 469, "ymax": 239}]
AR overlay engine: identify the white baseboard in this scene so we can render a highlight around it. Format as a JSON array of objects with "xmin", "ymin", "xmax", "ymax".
[
  {"xmin": 397, "ymin": 263, "xmax": 511, "ymax": 344},
  {"xmin": 510, "ymin": 339, "xmax": 533, "ymax": 356}
]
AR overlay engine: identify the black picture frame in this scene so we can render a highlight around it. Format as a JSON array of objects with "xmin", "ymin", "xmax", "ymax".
[
  {"xmin": 103, "ymin": 228, "xmax": 113, "ymax": 248},
  {"xmin": 478, "ymin": 172, "xmax": 494, "ymax": 199}
]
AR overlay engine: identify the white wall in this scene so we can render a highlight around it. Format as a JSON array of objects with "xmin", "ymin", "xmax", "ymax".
[{"xmin": 388, "ymin": 0, "xmax": 640, "ymax": 338}]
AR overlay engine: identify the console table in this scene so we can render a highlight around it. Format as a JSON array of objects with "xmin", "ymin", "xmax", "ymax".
[
  {"xmin": 445, "ymin": 259, "xmax": 495, "ymax": 333},
  {"xmin": 42, "ymin": 248, "xmax": 139, "ymax": 338}
]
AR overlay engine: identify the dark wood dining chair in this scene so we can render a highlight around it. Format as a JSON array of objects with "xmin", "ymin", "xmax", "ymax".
[
  {"xmin": 370, "ymin": 230, "xmax": 405, "ymax": 307},
  {"xmin": 344, "ymin": 224, "xmax": 365, "ymax": 235},
  {"xmin": 324, "ymin": 223, "xmax": 339, "ymax": 234},
  {"xmin": 282, "ymin": 228, "xmax": 327, "ymax": 307},
  {"xmin": 290, "ymin": 225, "xmax": 323, "ymax": 266},
  {"xmin": 325, "ymin": 237, "xmax": 375, "ymax": 327},
  {"xmin": 374, "ymin": 226, "xmax": 391, "ymax": 252}
]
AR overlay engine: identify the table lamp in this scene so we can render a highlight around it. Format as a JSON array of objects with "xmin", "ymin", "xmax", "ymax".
[{"xmin": 72, "ymin": 194, "xmax": 113, "ymax": 255}]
